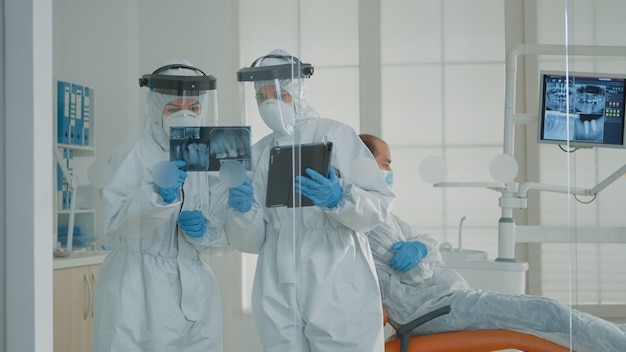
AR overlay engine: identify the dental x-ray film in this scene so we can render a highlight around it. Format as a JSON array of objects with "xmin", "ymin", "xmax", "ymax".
[{"xmin": 169, "ymin": 126, "xmax": 251, "ymax": 171}]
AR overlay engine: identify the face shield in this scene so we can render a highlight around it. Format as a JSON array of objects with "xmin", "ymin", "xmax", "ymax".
[
  {"xmin": 237, "ymin": 54, "xmax": 314, "ymax": 135},
  {"xmin": 139, "ymin": 64, "xmax": 218, "ymax": 140}
]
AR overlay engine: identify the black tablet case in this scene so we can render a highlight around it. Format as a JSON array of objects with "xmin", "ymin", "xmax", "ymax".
[{"xmin": 265, "ymin": 142, "xmax": 333, "ymax": 208}]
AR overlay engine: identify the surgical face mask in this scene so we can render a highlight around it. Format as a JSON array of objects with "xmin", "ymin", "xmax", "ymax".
[
  {"xmin": 258, "ymin": 99, "xmax": 295, "ymax": 135},
  {"xmin": 162, "ymin": 110, "xmax": 199, "ymax": 137},
  {"xmin": 381, "ymin": 170, "xmax": 393, "ymax": 188}
]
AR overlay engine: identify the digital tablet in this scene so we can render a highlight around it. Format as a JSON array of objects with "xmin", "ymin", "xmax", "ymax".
[{"xmin": 265, "ymin": 142, "xmax": 333, "ymax": 207}]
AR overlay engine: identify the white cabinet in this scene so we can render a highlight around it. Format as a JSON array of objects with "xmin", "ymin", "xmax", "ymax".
[{"xmin": 53, "ymin": 263, "xmax": 101, "ymax": 352}]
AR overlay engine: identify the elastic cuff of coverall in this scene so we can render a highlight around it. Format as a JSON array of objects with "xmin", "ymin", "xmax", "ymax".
[{"xmin": 321, "ymin": 185, "xmax": 349, "ymax": 212}]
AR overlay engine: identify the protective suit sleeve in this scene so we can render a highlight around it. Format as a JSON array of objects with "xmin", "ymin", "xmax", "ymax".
[
  {"xmin": 224, "ymin": 201, "xmax": 265, "ymax": 254},
  {"xmin": 367, "ymin": 214, "xmax": 442, "ymax": 286},
  {"xmin": 182, "ymin": 216, "xmax": 232, "ymax": 254},
  {"xmin": 305, "ymin": 119, "xmax": 395, "ymax": 233},
  {"xmin": 390, "ymin": 215, "xmax": 442, "ymax": 281},
  {"xmin": 103, "ymin": 142, "xmax": 182, "ymax": 237},
  {"xmin": 395, "ymin": 215, "xmax": 442, "ymax": 265},
  {"xmin": 323, "ymin": 181, "xmax": 393, "ymax": 233},
  {"xmin": 182, "ymin": 175, "xmax": 232, "ymax": 254}
]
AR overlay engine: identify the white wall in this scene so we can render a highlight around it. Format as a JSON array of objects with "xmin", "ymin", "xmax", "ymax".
[
  {"xmin": 0, "ymin": 0, "xmax": 6, "ymax": 349},
  {"xmin": 5, "ymin": 0, "xmax": 54, "ymax": 351}
]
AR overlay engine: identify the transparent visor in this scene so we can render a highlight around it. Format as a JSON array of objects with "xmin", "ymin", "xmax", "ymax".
[
  {"xmin": 141, "ymin": 71, "xmax": 219, "ymax": 131},
  {"xmin": 254, "ymin": 80, "xmax": 294, "ymax": 104},
  {"xmin": 237, "ymin": 58, "xmax": 313, "ymax": 134},
  {"xmin": 159, "ymin": 90, "xmax": 218, "ymax": 133},
  {"xmin": 239, "ymin": 79, "xmax": 304, "ymax": 135}
]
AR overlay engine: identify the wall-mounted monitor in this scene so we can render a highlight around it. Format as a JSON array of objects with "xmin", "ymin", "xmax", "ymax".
[{"xmin": 538, "ymin": 71, "xmax": 626, "ymax": 149}]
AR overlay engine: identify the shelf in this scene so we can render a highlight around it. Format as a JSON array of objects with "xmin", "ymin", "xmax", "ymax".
[
  {"xmin": 58, "ymin": 208, "xmax": 95, "ymax": 215},
  {"xmin": 516, "ymin": 226, "xmax": 626, "ymax": 243},
  {"xmin": 53, "ymin": 250, "xmax": 109, "ymax": 270},
  {"xmin": 56, "ymin": 143, "xmax": 95, "ymax": 152},
  {"xmin": 434, "ymin": 181, "xmax": 506, "ymax": 192}
]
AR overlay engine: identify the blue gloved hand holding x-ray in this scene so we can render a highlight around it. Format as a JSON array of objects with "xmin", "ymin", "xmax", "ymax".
[
  {"xmin": 229, "ymin": 177, "xmax": 254, "ymax": 213},
  {"xmin": 295, "ymin": 167, "xmax": 342, "ymax": 208},
  {"xmin": 390, "ymin": 241, "xmax": 429, "ymax": 272},
  {"xmin": 157, "ymin": 160, "xmax": 188, "ymax": 203},
  {"xmin": 178, "ymin": 210, "xmax": 206, "ymax": 237}
]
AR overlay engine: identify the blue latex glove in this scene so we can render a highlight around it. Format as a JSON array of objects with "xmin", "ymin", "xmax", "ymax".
[
  {"xmin": 157, "ymin": 160, "xmax": 188, "ymax": 203},
  {"xmin": 178, "ymin": 210, "xmax": 206, "ymax": 238},
  {"xmin": 229, "ymin": 177, "xmax": 254, "ymax": 213},
  {"xmin": 390, "ymin": 241, "xmax": 428, "ymax": 272},
  {"xmin": 294, "ymin": 167, "xmax": 342, "ymax": 208}
]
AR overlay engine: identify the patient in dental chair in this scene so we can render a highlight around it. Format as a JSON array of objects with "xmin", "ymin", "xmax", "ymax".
[{"xmin": 359, "ymin": 133, "xmax": 626, "ymax": 352}]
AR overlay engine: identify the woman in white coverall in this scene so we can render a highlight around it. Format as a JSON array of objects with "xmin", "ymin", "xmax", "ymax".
[
  {"xmin": 360, "ymin": 133, "xmax": 626, "ymax": 352},
  {"xmin": 225, "ymin": 49, "xmax": 395, "ymax": 351},
  {"xmin": 92, "ymin": 61, "xmax": 229, "ymax": 352}
]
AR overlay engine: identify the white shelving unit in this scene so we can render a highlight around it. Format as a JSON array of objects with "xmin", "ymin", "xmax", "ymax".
[{"xmin": 53, "ymin": 82, "xmax": 97, "ymax": 252}]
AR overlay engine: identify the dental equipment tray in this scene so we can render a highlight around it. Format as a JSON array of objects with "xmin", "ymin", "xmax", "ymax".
[{"xmin": 265, "ymin": 142, "xmax": 333, "ymax": 208}]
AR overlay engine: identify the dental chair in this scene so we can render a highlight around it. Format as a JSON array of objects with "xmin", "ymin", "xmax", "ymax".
[{"xmin": 384, "ymin": 305, "xmax": 572, "ymax": 352}]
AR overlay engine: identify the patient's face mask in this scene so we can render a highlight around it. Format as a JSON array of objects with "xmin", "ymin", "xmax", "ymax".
[
  {"xmin": 381, "ymin": 170, "xmax": 394, "ymax": 188},
  {"xmin": 162, "ymin": 110, "xmax": 200, "ymax": 137},
  {"xmin": 258, "ymin": 99, "xmax": 296, "ymax": 135}
]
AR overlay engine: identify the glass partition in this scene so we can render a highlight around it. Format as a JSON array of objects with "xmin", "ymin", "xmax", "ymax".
[
  {"xmin": 50, "ymin": 0, "xmax": 626, "ymax": 351},
  {"xmin": 379, "ymin": 1, "xmax": 626, "ymax": 351},
  {"xmin": 534, "ymin": 1, "xmax": 626, "ymax": 350},
  {"xmin": 52, "ymin": 1, "xmax": 252, "ymax": 351},
  {"xmin": 237, "ymin": 2, "xmax": 391, "ymax": 349}
]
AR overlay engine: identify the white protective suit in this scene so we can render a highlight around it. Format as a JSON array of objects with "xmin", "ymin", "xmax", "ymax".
[
  {"xmin": 368, "ymin": 214, "xmax": 626, "ymax": 352},
  {"xmin": 226, "ymin": 50, "xmax": 395, "ymax": 352},
  {"xmin": 92, "ymin": 63, "xmax": 229, "ymax": 352}
]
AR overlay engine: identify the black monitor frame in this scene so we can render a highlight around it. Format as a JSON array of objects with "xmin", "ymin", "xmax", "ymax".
[{"xmin": 537, "ymin": 70, "xmax": 626, "ymax": 149}]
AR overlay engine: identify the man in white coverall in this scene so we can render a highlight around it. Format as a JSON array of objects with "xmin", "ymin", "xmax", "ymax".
[
  {"xmin": 225, "ymin": 49, "xmax": 395, "ymax": 351},
  {"xmin": 92, "ymin": 61, "xmax": 229, "ymax": 352},
  {"xmin": 360, "ymin": 133, "xmax": 626, "ymax": 352}
]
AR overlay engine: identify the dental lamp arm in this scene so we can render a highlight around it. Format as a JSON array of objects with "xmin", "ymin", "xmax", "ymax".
[
  {"xmin": 53, "ymin": 148, "xmax": 78, "ymax": 252},
  {"xmin": 518, "ymin": 164, "xmax": 626, "ymax": 198},
  {"xmin": 591, "ymin": 164, "xmax": 626, "ymax": 194},
  {"xmin": 517, "ymin": 182, "xmax": 591, "ymax": 198}
]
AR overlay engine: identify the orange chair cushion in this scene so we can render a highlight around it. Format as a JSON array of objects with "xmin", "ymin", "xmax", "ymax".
[{"xmin": 385, "ymin": 329, "xmax": 572, "ymax": 352}]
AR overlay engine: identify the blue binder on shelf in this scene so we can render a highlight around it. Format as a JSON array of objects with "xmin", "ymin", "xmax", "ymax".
[
  {"xmin": 65, "ymin": 157, "xmax": 74, "ymax": 209},
  {"xmin": 82, "ymin": 86, "xmax": 92, "ymax": 146},
  {"xmin": 60, "ymin": 182, "xmax": 68, "ymax": 210},
  {"xmin": 71, "ymin": 83, "xmax": 84, "ymax": 145},
  {"xmin": 57, "ymin": 164, "xmax": 66, "ymax": 209},
  {"xmin": 57, "ymin": 81, "xmax": 72, "ymax": 144},
  {"xmin": 57, "ymin": 148, "xmax": 74, "ymax": 209}
]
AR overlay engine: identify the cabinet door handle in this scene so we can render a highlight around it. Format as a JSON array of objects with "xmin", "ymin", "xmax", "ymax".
[
  {"xmin": 84, "ymin": 273, "xmax": 92, "ymax": 320},
  {"xmin": 91, "ymin": 272, "xmax": 97, "ymax": 318}
]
